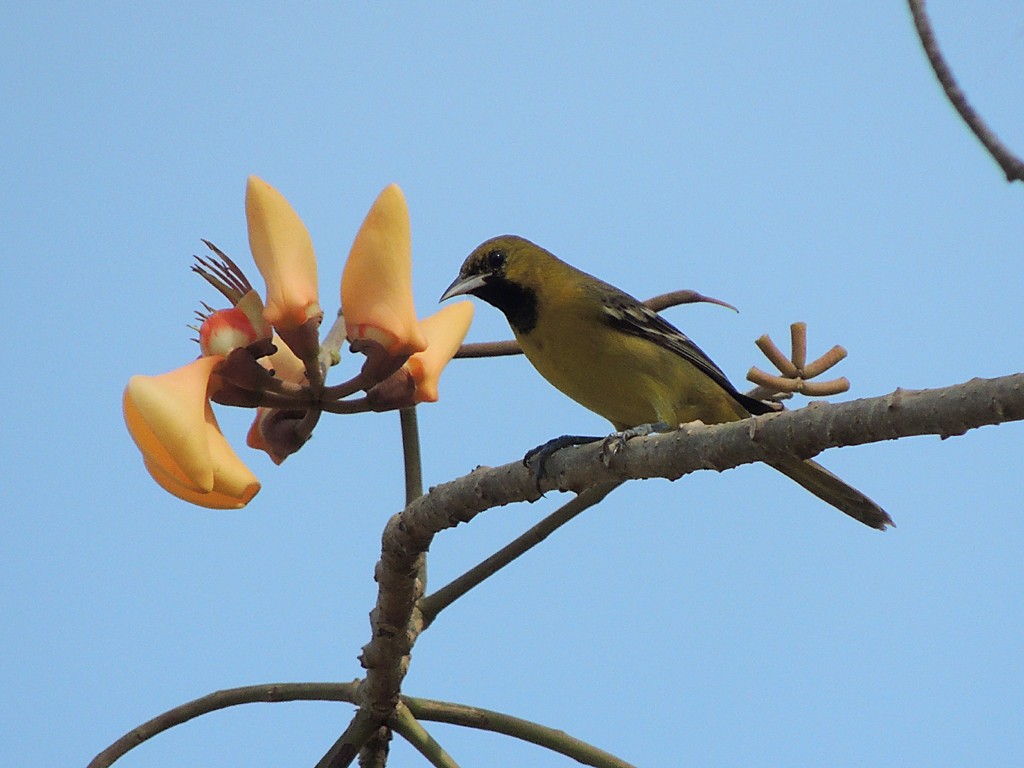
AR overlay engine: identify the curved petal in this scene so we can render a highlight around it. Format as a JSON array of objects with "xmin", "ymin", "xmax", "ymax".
[
  {"xmin": 124, "ymin": 357, "xmax": 224, "ymax": 492},
  {"xmin": 200, "ymin": 402, "xmax": 261, "ymax": 504},
  {"xmin": 405, "ymin": 302, "xmax": 474, "ymax": 403},
  {"xmin": 245, "ymin": 176, "xmax": 322, "ymax": 331},
  {"xmin": 341, "ymin": 183, "xmax": 427, "ymax": 356},
  {"xmin": 144, "ymin": 454, "xmax": 258, "ymax": 510},
  {"xmin": 124, "ymin": 356, "xmax": 260, "ymax": 507}
]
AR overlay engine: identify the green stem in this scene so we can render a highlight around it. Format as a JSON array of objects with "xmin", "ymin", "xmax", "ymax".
[
  {"xmin": 87, "ymin": 680, "xmax": 635, "ymax": 768},
  {"xmin": 315, "ymin": 708, "xmax": 383, "ymax": 768},
  {"xmin": 399, "ymin": 407, "xmax": 423, "ymax": 504},
  {"xmin": 392, "ymin": 701, "xmax": 461, "ymax": 768},
  {"xmin": 419, "ymin": 481, "xmax": 622, "ymax": 627},
  {"xmin": 404, "ymin": 695, "xmax": 636, "ymax": 768},
  {"xmin": 87, "ymin": 682, "xmax": 360, "ymax": 768}
]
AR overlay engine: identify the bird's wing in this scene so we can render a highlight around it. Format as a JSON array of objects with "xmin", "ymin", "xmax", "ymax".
[{"xmin": 600, "ymin": 288, "xmax": 775, "ymax": 416}]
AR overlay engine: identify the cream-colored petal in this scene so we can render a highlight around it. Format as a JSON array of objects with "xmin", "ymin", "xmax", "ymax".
[
  {"xmin": 341, "ymin": 183, "xmax": 427, "ymax": 356},
  {"xmin": 202, "ymin": 401, "xmax": 261, "ymax": 502},
  {"xmin": 245, "ymin": 176, "xmax": 322, "ymax": 331},
  {"xmin": 405, "ymin": 302, "xmax": 474, "ymax": 403},
  {"xmin": 144, "ymin": 456, "xmax": 258, "ymax": 510},
  {"xmin": 125, "ymin": 356, "xmax": 260, "ymax": 508},
  {"xmin": 123, "ymin": 357, "xmax": 225, "ymax": 492},
  {"xmin": 236, "ymin": 288, "xmax": 273, "ymax": 339},
  {"xmin": 260, "ymin": 333, "xmax": 307, "ymax": 383}
]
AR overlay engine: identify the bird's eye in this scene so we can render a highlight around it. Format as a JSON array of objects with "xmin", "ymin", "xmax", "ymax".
[{"xmin": 485, "ymin": 249, "xmax": 506, "ymax": 271}]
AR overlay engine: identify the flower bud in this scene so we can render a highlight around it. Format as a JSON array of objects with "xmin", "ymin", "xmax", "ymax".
[
  {"xmin": 245, "ymin": 176, "xmax": 323, "ymax": 333},
  {"xmin": 341, "ymin": 184, "xmax": 427, "ymax": 362}
]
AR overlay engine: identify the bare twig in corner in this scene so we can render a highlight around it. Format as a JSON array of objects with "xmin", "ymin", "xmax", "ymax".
[{"xmin": 907, "ymin": 0, "xmax": 1024, "ymax": 182}]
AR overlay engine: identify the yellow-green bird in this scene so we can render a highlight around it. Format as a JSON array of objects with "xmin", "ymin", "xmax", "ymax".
[{"xmin": 441, "ymin": 234, "xmax": 892, "ymax": 530}]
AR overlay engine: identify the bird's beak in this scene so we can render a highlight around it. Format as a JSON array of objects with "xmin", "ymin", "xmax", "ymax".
[{"xmin": 440, "ymin": 272, "xmax": 488, "ymax": 302}]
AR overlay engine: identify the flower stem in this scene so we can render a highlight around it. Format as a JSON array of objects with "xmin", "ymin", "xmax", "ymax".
[{"xmin": 399, "ymin": 407, "xmax": 423, "ymax": 504}]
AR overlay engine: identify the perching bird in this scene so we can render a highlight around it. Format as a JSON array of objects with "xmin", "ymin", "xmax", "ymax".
[{"xmin": 440, "ymin": 234, "xmax": 892, "ymax": 530}]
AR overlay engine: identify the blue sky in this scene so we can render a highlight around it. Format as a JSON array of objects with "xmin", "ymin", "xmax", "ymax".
[{"xmin": 4, "ymin": 2, "xmax": 1023, "ymax": 766}]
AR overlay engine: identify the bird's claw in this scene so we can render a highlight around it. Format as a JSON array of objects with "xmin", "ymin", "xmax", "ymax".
[
  {"xmin": 523, "ymin": 435, "xmax": 601, "ymax": 492},
  {"xmin": 599, "ymin": 433, "xmax": 629, "ymax": 466},
  {"xmin": 524, "ymin": 423, "xmax": 672, "ymax": 489},
  {"xmin": 600, "ymin": 421, "xmax": 671, "ymax": 466}
]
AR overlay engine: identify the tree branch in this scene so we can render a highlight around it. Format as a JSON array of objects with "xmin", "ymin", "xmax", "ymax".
[
  {"xmin": 89, "ymin": 682, "xmax": 634, "ymax": 768},
  {"xmin": 907, "ymin": 0, "xmax": 1024, "ymax": 182},
  {"xmin": 391, "ymin": 702, "xmax": 460, "ymax": 768},
  {"xmin": 403, "ymin": 696, "xmax": 636, "ymax": 768},
  {"xmin": 87, "ymin": 682, "xmax": 360, "ymax": 768},
  {"xmin": 419, "ymin": 480, "xmax": 622, "ymax": 628},
  {"xmin": 349, "ymin": 372, "xmax": 1024, "ymax": 766}
]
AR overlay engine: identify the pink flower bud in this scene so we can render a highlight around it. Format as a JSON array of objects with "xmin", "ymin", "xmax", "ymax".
[{"xmin": 199, "ymin": 307, "xmax": 260, "ymax": 357}]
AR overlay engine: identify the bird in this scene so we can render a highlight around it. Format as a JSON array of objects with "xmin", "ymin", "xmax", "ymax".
[{"xmin": 440, "ymin": 234, "xmax": 892, "ymax": 530}]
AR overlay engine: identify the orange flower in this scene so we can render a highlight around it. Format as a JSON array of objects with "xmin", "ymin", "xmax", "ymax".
[
  {"xmin": 405, "ymin": 302, "xmax": 474, "ymax": 403},
  {"xmin": 366, "ymin": 302, "xmax": 474, "ymax": 410},
  {"xmin": 123, "ymin": 357, "xmax": 260, "ymax": 509},
  {"xmin": 341, "ymin": 184, "xmax": 427, "ymax": 361},
  {"xmin": 245, "ymin": 176, "xmax": 323, "ymax": 332},
  {"xmin": 126, "ymin": 177, "xmax": 471, "ymax": 506}
]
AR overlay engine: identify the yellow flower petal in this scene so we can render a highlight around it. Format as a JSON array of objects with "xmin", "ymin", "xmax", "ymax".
[
  {"xmin": 124, "ymin": 357, "xmax": 224, "ymax": 492},
  {"xmin": 200, "ymin": 404, "xmax": 261, "ymax": 503},
  {"xmin": 245, "ymin": 176, "xmax": 322, "ymax": 331},
  {"xmin": 341, "ymin": 183, "xmax": 427, "ymax": 356},
  {"xmin": 144, "ymin": 453, "xmax": 258, "ymax": 510},
  {"xmin": 124, "ymin": 356, "xmax": 260, "ymax": 508},
  {"xmin": 405, "ymin": 301, "xmax": 474, "ymax": 403}
]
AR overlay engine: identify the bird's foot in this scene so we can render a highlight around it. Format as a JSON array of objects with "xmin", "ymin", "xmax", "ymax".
[
  {"xmin": 524, "ymin": 422, "xmax": 673, "ymax": 491},
  {"xmin": 599, "ymin": 421, "xmax": 671, "ymax": 466},
  {"xmin": 523, "ymin": 434, "xmax": 601, "ymax": 492}
]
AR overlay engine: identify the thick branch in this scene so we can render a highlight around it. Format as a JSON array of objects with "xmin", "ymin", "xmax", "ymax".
[
  {"xmin": 907, "ymin": 0, "xmax": 1024, "ymax": 182},
  {"xmin": 354, "ymin": 373, "xmax": 1024, "ymax": 754}
]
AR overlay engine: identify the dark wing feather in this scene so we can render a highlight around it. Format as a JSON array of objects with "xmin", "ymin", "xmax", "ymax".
[{"xmin": 599, "ymin": 286, "xmax": 775, "ymax": 416}]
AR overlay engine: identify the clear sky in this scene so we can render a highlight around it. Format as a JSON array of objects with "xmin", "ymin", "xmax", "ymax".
[{"xmin": 4, "ymin": 3, "xmax": 1023, "ymax": 766}]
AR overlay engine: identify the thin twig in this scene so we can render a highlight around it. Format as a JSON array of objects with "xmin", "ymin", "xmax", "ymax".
[
  {"xmin": 392, "ymin": 702, "xmax": 461, "ymax": 768},
  {"xmin": 404, "ymin": 696, "xmax": 636, "ymax": 768},
  {"xmin": 400, "ymin": 407, "xmax": 424, "ymax": 505},
  {"xmin": 419, "ymin": 481, "xmax": 622, "ymax": 628},
  {"xmin": 907, "ymin": 0, "xmax": 1024, "ymax": 182},
  {"xmin": 87, "ymin": 682, "xmax": 359, "ymax": 768},
  {"xmin": 315, "ymin": 708, "xmax": 382, "ymax": 768}
]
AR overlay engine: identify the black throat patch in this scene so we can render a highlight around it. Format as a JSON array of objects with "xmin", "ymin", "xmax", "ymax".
[{"xmin": 473, "ymin": 276, "xmax": 539, "ymax": 336}]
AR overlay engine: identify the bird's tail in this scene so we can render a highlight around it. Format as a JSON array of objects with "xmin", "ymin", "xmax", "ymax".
[{"xmin": 768, "ymin": 456, "xmax": 894, "ymax": 530}]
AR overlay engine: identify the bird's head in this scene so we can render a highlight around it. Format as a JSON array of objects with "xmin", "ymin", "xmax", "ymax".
[
  {"xmin": 440, "ymin": 235, "xmax": 538, "ymax": 300},
  {"xmin": 440, "ymin": 235, "xmax": 552, "ymax": 332}
]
